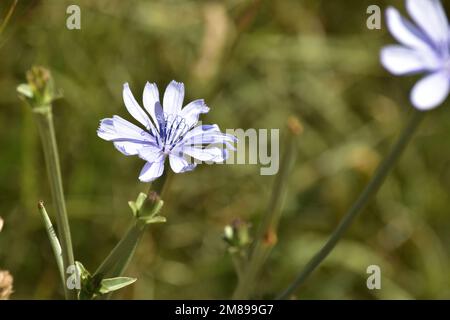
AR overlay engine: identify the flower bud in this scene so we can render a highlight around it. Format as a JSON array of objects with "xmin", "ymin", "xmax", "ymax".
[{"xmin": 17, "ymin": 66, "xmax": 60, "ymax": 108}]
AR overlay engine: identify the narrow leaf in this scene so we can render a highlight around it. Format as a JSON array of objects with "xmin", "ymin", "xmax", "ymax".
[{"xmin": 99, "ymin": 277, "xmax": 137, "ymax": 294}]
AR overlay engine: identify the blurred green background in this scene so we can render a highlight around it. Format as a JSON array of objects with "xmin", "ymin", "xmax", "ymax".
[{"xmin": 1, "ymin": 0, "xmax": 450, "ymax": 299}]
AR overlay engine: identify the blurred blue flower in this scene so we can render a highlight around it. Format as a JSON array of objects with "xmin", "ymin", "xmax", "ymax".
[
  {"xmin": 381, "ymin": 0, "xmax": 450, "ymax": 110},
  {"xmin": 98, "ymin": 81, "xmax": 236, "ymax": 182}
]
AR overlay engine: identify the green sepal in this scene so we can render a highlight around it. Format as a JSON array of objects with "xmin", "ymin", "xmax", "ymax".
[
  {"xmin": 135, "ymin": 193, "xmax": 147, "ymax": 211},
  {"xmin": 128, "ymin": 192, "xmax": 147, "ymax": 217},
  {"xmin": 139, "ymin": 215, "xmax": 166, "ymax": 224},
  {"xmin": 129, "ymin": 192, "xmax": 165, "ymax": 225},
  {"xmin": 128, "ymin": 201, "xmax": 138, "ymax": 217},
  {"xmin": 138, "ymin": 198, "xmax": 165, "ymax": 225}
]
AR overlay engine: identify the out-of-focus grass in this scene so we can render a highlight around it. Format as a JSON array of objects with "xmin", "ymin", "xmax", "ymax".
[{"xmin": 1, "ymin": 0, "xmax": 450, "ymax": 299}]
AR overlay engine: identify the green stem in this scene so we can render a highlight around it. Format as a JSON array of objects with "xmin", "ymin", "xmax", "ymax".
[
  {"xmin": 38, "ymin": 201, "xmax": 65, "ymax": 283},
  {"xmin": 277, "ymin": 110, "xmax": 425, "ymax": 300},
  {"xmin": 106, "ymin": 172, "xmax": 171, "ymax": 279},
  {"xmin": 93, "ymin": 220, "xmax": 146, "ymax": 280},
  {"xmin": 232, "ymin": 118, "xmax": 301, "ymax": 299},
  {"xmin": 93, "ymin": 174, "xmax": 170, "ymax": 299},
  {"xmin": 34, "ymin": 107, "xmax": 76, "ymax": 300}
]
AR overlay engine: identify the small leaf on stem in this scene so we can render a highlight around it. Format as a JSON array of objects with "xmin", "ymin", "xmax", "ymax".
[{"xmin": 99, "ymin": 277, "xmax": 137, "ymax": 294}]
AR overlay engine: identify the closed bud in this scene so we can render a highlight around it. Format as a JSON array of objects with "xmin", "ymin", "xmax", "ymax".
[{"xmin": 17, "ymin": 66, "xmax": 61, "ymax": 108}]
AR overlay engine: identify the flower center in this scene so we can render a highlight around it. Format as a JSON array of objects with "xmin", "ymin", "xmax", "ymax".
[{"xmin": 158, "ymin": 113, "xmax": 190, "ymax": 151}]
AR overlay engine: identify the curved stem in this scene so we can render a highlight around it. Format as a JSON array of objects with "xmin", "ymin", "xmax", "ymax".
[{"xmin": 277, "ymin": 111, "xmax": 425, "ymax": 300}]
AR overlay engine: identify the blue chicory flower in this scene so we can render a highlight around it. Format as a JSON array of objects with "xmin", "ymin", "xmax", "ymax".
[
  {"xmin": 381, "ymin": 0, "xmax": 450, "ymax": 110},
  {"xmin": 98, "ymin": 81, "xmax": 236, "ymax": 182}
]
